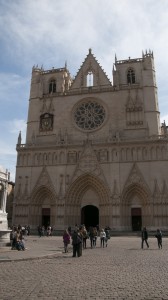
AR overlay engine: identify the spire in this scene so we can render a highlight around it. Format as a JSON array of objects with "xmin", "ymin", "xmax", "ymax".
[
  {"xmin": 115, "ymin": 53, "xmax": 117, "ymax": 63},
  {"xmin": 17, "ymin": 131, "xmax": 22, "ymax": 145}
]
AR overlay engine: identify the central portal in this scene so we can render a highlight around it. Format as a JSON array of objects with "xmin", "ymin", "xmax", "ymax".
[{"xmin": 81, "ymin": 205, "xmax": 99, "ymax": 229}]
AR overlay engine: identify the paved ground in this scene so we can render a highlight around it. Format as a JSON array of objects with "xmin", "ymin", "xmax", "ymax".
[{"xmin": 0, "ymin": 235, "xmax": 168, "ymax": 300}]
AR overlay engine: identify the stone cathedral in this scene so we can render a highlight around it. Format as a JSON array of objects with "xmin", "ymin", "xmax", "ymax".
[{"xmin": 13, "ymin": 49, "xmax": 168, "ymax": 232}]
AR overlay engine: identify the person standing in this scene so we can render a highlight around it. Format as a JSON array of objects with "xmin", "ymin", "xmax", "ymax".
[
  {"xmin": 141, "ymin": 227, "xmax": 149, "ymax": 249},
  {"xmin": 93, "ymin": 227, "xmax": 98, "ymax": 247},
  {"xmin": 71, "ymin": 230, "xmax": 81, "ymax": 257},
  {"xmin": 89, "ymin": 227, "xmax": 95, "ymax": 248},
  {"xmin": 155, "ymin": 229, "xmax": 162, "ymax": 249},
  {"xmin": 100, "ymin": 228, "xmax": 106, "ymax": 248},
  {"xmin": 63, "ymin": 229, "xmax": 71, "ymax": 253},
  {"xmin": 105, "ymin": 226, "xmax": 110, "ymax": 247},
  {"xmin": 81, "ymin": 225, "xmax": 87, "ymax": 249}
]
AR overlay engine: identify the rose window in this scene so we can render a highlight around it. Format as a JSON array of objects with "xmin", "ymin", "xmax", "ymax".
[{"xmin": 74, "ymin": 101, "xmax": 105, "ymax": 131}]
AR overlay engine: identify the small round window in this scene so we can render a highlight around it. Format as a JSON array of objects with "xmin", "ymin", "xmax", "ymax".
[{"xmin": 74, "ymin": 101, "xmax": 106, "ymax": 131}]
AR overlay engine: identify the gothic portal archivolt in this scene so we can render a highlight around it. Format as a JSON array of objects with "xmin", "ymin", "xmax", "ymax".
[
  {"xmin": 121, "ymin": 183, "xmax": 151, "ymax": 230},
  {"xmin": 65, "ymin": 174, "xmax": 110, "ymax": 228},
  {"xmin": 29, "ymin": 185, "xmax": 57, "ymax": 227}
]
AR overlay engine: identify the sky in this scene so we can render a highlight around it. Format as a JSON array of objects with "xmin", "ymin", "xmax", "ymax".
[{"xmin": 0, "ymin": 0, "xmax": 168, "ymax": 181}]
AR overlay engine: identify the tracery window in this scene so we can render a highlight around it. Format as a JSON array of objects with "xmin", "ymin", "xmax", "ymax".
[
  {"xmin": 127, "ymin": 68, "xmax": 135, "ymax": 84},
  {"xmin": 49, "ymin": 80, "xmax": 56, "ymax": 93},
  {"xmin": 74, "ymin": 100, "xmax": 105, "ymax": 131}
]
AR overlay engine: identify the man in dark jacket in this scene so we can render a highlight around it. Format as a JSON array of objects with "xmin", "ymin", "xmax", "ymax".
[
  {"xmin": 71, "ymin": 230, "xmax": 82, "ymax": 257},
  {"xmin": 141, "ymin": 227, "xmax": 149, "ymax": 249}
]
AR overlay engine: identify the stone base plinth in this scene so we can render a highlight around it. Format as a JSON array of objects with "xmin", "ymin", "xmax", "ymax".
[
  {"xmin": 0, "ymin": 230, "xmax": 11, "ymax": 247},
  {"xmin": 0, "ymin": 212, "xmax": 8, "ymax": 230}
]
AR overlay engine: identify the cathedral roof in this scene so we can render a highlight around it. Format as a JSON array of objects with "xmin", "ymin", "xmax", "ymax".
[{"xmin": 71, "ymin": 49, "xmax": 112, "ymax": 89}]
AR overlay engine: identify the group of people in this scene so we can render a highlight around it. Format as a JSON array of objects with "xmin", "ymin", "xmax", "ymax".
[
  {"xmin": 141, "ymin": 227, "xmax": 162, "ymax": 249},
  {"xmin": 63, "ymin": 225, "xmax": 163, "ymax": 256},
  {"xmin": 10, "ymin": 223, "xmax": 163, "ymax": 253},
  {"xmin": 62, "ymin": 225, "xmax": 111, "ymax": 257},
  {"xmin": 37, "ymin": 225, "xmax": 53, "ymax": 237},
  {"xmin": 10, "ymin": 225, "xmax": 26, "ymax": 251}
]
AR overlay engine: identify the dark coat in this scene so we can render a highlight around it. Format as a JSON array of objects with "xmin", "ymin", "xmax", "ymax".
[
  {"xmin": 142, "ymin": 229, "xmax": 148, "ymax": 240},
  {"xmin": 72, "ymin": 231, "xmax": 81, "ymax": 245}
]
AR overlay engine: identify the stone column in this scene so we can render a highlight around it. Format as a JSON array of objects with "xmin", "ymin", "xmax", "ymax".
[{"xmin": 0, "ymin": 169, "xmax": 11, "ymax": 246}]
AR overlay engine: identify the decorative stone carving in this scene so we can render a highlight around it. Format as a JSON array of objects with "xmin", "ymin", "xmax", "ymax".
[{"xmin": 0, "ymin": 168, "xmax": 10, "ymax": 245}]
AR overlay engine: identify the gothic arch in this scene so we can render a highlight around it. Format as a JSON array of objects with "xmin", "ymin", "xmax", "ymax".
[
  {"xmin": 30, "ymin": 185, "xmax": 57, "ymax": 206},
  {"xmin": 121, "ymin": 182, "xmax": 151, "ymax": 230},
  {"xmin": 122, "ymin": 183, "xmax": 149, "ymax": 206},
  {"xmin": 66, "ymin": 173, "xmax": 110, "ymax": 206},
  {"xmin": 65, "ymin": 174, "xmax": 111, "ymax": 228},
  {"xmin": 29, "ymin": 185, "xmax": 58, "ymax": 228},
  {"xmin": 30, "ymin": 166, "xmax": 58, "ymax": 205},
  {"xmin": 120, "ymin": 163, "xmax": 152, "ymax": 229}
]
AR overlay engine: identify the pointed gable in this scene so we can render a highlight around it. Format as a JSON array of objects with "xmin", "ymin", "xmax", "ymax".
[
  {"xmin": 31, "ymin": 166, "xmax": 57, "ymax": 197},
  {"xmin": 72, "ymin": 140, "xmax": 101, "ymax": 181},
  {"xmin": 71, "ymin": 49, "xmax": 111, "ymax": 89},
  {"xmin": 70, "ymin": 140, "xmax": 108, "ymax": 186},
  {"xmin": 123, "ymin": 163, "xmax": 150, "ymax": 193}
]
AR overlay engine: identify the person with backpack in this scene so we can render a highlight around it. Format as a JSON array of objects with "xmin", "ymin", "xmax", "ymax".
[
  {"xmin": 155, "ymin": 229, "xmax": 162, "ymax": 249},
  {"xmin": 71, "ymin": 229, "xmax": 82, "ymax": 257}
]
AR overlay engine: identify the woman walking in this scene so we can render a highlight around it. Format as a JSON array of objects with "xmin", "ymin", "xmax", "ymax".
[{"xmin": 63, "ymin": 229, "xmax": 70, "ymax": 253}]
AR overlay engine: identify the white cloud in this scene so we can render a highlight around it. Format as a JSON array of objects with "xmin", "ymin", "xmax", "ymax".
[{"xmin": 1, "ymin": 0, "xmax": 167, "ymax": 69}]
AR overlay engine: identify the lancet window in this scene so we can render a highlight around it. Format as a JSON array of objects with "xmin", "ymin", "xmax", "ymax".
[
  {"xmin": 49, "ymin": 79, "xmax": 56, "ymax": 93},
  {"xmin": 87, "ymin": 71, "xmax": 94, "ymax": 87},
  {"xmin": 127, "ymin": 68, "xmax": 135, "ymax": 84}
]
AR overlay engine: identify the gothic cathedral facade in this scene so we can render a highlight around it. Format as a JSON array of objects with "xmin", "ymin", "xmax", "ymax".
[{"xmin": 13, "ymin": 49, "xmax": 168, "ymax": 232}]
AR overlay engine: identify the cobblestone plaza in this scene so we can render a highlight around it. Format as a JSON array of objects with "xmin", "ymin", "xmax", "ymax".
[{"xmin": 0, "ymin": 236, "xmax": 168, "ymax": 299}]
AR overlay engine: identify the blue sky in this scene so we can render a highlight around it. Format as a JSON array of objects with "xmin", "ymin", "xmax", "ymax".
[{"xmin": 0, "ymin": 0, "xmax": 168, "ymax": 181}]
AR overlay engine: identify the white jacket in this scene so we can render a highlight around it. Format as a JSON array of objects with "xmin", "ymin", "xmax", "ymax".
[{"xmin": 100, "ymin": 231, "xmax": 106, "ymax": 238}]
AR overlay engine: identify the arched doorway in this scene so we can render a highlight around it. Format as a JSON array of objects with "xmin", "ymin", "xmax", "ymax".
[
  {"xmin": 121, "ymin": 181, "xmax": 150, "ymax": 231},
  {"xmin": 30, "ymin": 186, "xmax": 56, "ymax": 229},
  {"xmin": 81, "ymin": 205, "xmax": 99, "ymax": 229}
]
